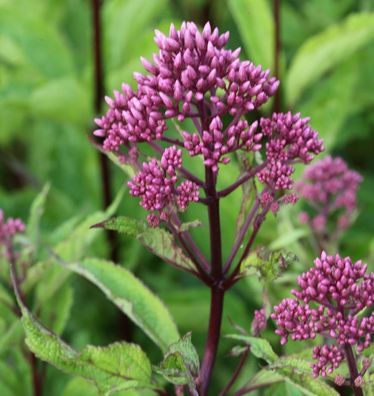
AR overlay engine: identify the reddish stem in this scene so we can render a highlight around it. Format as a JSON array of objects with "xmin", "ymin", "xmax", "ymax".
[
  {"xmin": 273, "ymin": 0, "xmax": 281, "ymax": 113},
  {"xmin": 344, "ymin": 344, "xmax": 363, "ymax": 396},
  {"xmin": 91, "ymin": 0, "xmax": 119, "ymax": 262},
  {"xmin": 219, "ymin": 348, "xmax": 249, "ymax": 396}
]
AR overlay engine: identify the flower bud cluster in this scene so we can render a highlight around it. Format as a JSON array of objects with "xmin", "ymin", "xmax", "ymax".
[
  {"xmin": 272, "ymin": 252, "xmax": 374, "ymax": 378},
  {"xmin": 93, "ymin": 22, "xmax": 324, "ymax": 221},
  {"xmin": 297, "ymin": 156, "xmax": 362, "ymax": 234},
  {"xmin": 251, "ymin": 307, "xmax": 267, "ymax": 336},
  {"xmin": 183, "ymin": 117, "xmax": 262, "ymax": 172},
  {"xmin": 258, "ymin": 112, "xmax": 324, "ymax": 190},
  {"xmin": 128, "ymin": 146, "xmax": 199, "ymax": 226},
  {"xmin": 0, "ymin": 210, "xmax": 25, "ymax": 256},
  {"xmin": 94, "ymin": 83, "xmax": 166, "ymax": 152}
]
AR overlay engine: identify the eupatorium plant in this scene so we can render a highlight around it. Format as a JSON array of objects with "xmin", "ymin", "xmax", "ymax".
[
  {"xmin": 4, "ymin": 21, "xmax": 372, "ymax": 396},
  {"xmin": 272, "ymin": 251, "xmax": 373, "ymax": 396},
  {"xmin": 297, "ymin": 156, "xmax": 362, "ymax": 251},
  {"xmin": 93, "ymin": 21, "xmax": 323, "ymax": 394}
]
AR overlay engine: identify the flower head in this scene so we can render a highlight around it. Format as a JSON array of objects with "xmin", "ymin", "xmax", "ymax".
[
  {"xmin": 93, "ymin": 22, "xmax": 323, "ymax": 224},
  {"xmin": 272, "ymin": 251, "xmax": 374, "ymax": 378},
  {"xmin": 0, "ymin": 209, "xmax": 25, "ymax": 256},
  {"xmin": 251, "ymin": 307, "xmax": 267, "ymax": 336},
  {"xmin": 128, "ymin": 146, "xmax": 199, "ymax": 225},
  {"xmin": 297, "ymin": 156, "xmax": 362, "ymax": 235}
]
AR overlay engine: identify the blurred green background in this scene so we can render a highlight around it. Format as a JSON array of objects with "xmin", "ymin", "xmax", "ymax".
[{"xmin": 1, "ymin": 0, "xmax": 374, "ymax": 395}]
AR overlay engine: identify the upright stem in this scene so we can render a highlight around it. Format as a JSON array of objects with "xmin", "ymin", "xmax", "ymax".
[
  {"xmin": 344, "ymin": 344, "xmax": 363, "ymax": 396},
  {"xmin": 273, "ymin": 0, "xmax": 281, "ymax": 113},
  {"xmin": 91, "ymin": 0, "xmax": 118, "ymax": 262},
  {"xmin": 199, "ymin": 164, "xmax": 225, "ymax": 395},
  {"xmin": 199, "ymin": 288, "xmax": 224, "ymax": 395}
]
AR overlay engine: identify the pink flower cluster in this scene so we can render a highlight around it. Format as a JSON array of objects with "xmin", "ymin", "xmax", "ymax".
[
  {"xmin": 258, "ymin": 112, "xmax": 324, "ymax": 191},
  {"xmin": 128, "ymin": 146, "xmax": 199, "ymax": 226},
  {"xmin": 183, "ymin": 117, "xmax": 262, "ymax": 172},
  {"xmin": 93, "ymin": 22, "xmax": 324, "ymax": 223},
  {"xmin": 251, "ymin": 307, "xmax": 267, "ymax": 336},
  {"xmin": 0, "ymin": 209, "xmax": 25, "ymax": 254},
  {"xmin": 297, "ymin": 156, "xmax": 362, "ymax": 234},
  {"xmin": 272, "ymin": 252, "xmax": 374, "ymax": 378}
]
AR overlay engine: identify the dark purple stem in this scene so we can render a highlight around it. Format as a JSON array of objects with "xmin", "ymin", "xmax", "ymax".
[
  {"xmin": 91, "ymin": 0, "xmax": 118, "ymax": 262},
  {"xmin": 273, "ymin": 0, "xmax": 281, "ymax": 113},
  {"xmin": 225, "ymin": 205, "xmax": 270, "ymax": 288},
  {"xmin": 219, "ymin": 348, "xmax": 249, "ymax": 396},
  {"xmin": 223, "ymin": 198, "xmax": 261, "ymax": 273},
  {"xmin": 217, "ymin": 163, "xmax": 267, "ymax": 198},
  {"xmin": 344, "ymin": 344, "xmax": 363, "ymax": 396},
  {"xmin": 232, "ymin": 380, "xmax": 282, "ymax": 396},
  {"xmin": 198, "ymin": 96, "xmax": 226, "ymax": 394},
  {"xmin": 199, "ymin": 287, "xmax": 224, "ymax": 395}
]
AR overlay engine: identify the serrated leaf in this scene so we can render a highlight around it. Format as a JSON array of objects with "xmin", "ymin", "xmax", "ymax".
[
  {"xmin": 286, "ymin": 13, "xmax": 374, "ymax": 105},
  {"xmin": 226, "ymin": 334, "xmax": 278, "ymax": 364},
  {"xmin": 155, "ymin": 333, "xmax": 199, "ymax": 389},
  {"xmin": 18, "ymin": 301, "xmax": 153, "ymax": 395},
  {"xmin": 270, "ymin": 357, "xmax": 340, "ymax": 396},
  {"xmin": 64, "ymin": 258, "xmax": 179, "ymax": 352},
  {"xmin": 99, "ymin": 216, "xmax": 196, "ymax": 272},
  {"xmin": 228, "ymin": 0, "xmax": 274, "ymax": 69}
]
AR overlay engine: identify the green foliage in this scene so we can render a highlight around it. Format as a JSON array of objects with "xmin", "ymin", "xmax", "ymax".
[
  {"xmin": 225, "ymin": 334, "xmax": 278, "ymax": 364},
  {"xmin": 20, "ymin": 302, "xmax": 153, "ymax": 395},
  {"xmin": 228, "ymin": 0, "xmax": 274, "ymax": 70},
  {"xmin": 99, "ymin": 216, "xmax": 196, "ymax": 272},
  {"xmin": 240, "ymin": 247, "xmax": 297, "ymax": 282},
  {"xmin": 64, "ymin": 258, "xmax": 179, "ymax": 352},
  {"xmin": 286, "ymin": 12, "xmax": 374, "ymax": 105},
  {"xmin": 155, "ymin": 332, "xmax": 199, "ymax": 388}
]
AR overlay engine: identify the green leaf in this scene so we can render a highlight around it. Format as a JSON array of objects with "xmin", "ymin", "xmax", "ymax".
[
  {"xmin": 27, "ymin": 183, "xmax": 50, "ymax": 247},
  {"xmin": 270, "ymin": 229, "xmax": 308, "ymax": 250},
  {"xmin": 297, "ymin": 59, "xmax": 357, "ymax": 149},
  {"xmin": 19, "ymin": 301, "xmax": 153, "ymax": 395},
  {"xmin": 286, "ymin": 13, "xmax": 374, "ymax": 105},
  {"xmin": 225, "ymin": 334, "xmax": 278, "ymax": 364},
  {"xmin": 0, "ymin": 7, "xmax": 73, "ymax": 78},
  {"xmin": 29, "ymin": 77, "xmax": 91, "ymax": 126},
  {"xmin": 270, "ymin": 357, "xmax": 340, "ymax": 396},
  {"xmin": 228, "ymin": 0, "xmax": 274, "ymax": 69},
  {"xmin": 155, "ymin": 333, "xmax": 199, "ymax": 388},
  {"xmin": 40, "ymin": 283, "xmax": 73, "ymax": 335},
  {"xmin": 98, "ymin": 216, "xmax": 196, "ymax": 272},
  {"xmin": 103, "ymin": 0, "xmax": 167, "ymax": 70},
  {"xmin": 65, "ymin": 258, "xmax": 179, "ymax": 352}
]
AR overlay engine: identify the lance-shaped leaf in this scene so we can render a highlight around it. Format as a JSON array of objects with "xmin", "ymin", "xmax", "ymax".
[
  {"xmin": 269, "ymin": 357, "xmax": 340, "ymax": 396},
  {"xmin": 155, "ymin": 333, "xmax": 199, "ymax": 389},
  {"xmin": 228, "ymin": 0, "xmax": 274, "ymax": 70},
  {"xmin": 286, "ymin": 13, "xmax": 374, "ymax": 105},
  {"xmin": 226, "ymin": 334, "xmax": 278, "ymax": 364},
  {"xmin": 18, "ymin": 301, "xmax": 153, "ymax": 395},
  {"xmin": 64, "ymin": 258, "xmax": 179, "ymax": 352},
  {"xmin": 96, "ymin": 216, "xmax": 196, "ymax": 272}
]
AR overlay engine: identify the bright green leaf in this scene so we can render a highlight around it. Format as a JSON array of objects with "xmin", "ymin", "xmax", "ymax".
[
  {"xmin": 228, "ymin": 0, "xmax": 274, "ymax": 69},
  {"xmin": 19, "ymin": 302, "xmax": 153, "ymax": 395},
  {"xmin": 155, "ymin": 333, "xmax": 199, "ymax": 388},
  {"xmin": 286, "ymin": 12, "xmax": 374, "ymax": 105},
  {"xmin": 226, "ymin": 334, "xmax": 278, "ymax": 364},
  {"xmin": 64, "ymin": 258, "xmax": 179, "ymax": 352},
  {"xmin": 99, "ymin": 216, "xmax": 196, "ymax": 272}
]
